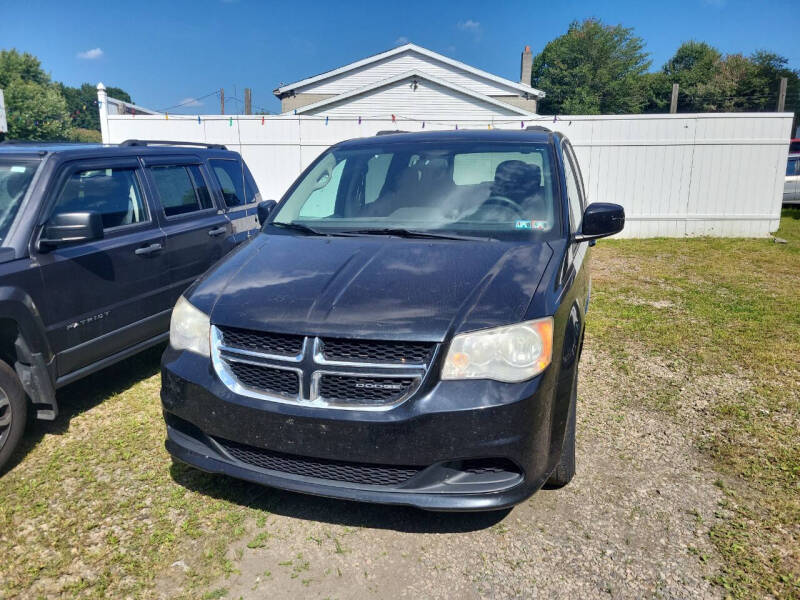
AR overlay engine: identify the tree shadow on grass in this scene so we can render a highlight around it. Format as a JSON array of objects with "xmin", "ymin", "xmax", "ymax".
[
  {"xmin": 2, "ymin": 344, "xmax": 165, "ymax": 475},
  {"xmin": 170, "ymin": 462, "xmax": 511, "ymax": 534}
]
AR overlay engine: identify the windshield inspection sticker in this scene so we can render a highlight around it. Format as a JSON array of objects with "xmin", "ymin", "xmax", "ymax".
[
  {"xmin": 515, "ymin": 220, "xmax": 532, "ymax": 229},
  {"xmin": 533, "ymin": 220, "xmax": 547, "ymax": 230}
]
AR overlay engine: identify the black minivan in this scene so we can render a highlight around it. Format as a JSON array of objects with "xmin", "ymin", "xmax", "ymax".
[{"xmin": 161, "ymin": 129, "xmax": 624, "ymax": 511}]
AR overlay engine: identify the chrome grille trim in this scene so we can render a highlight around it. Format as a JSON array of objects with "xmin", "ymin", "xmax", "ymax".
[{"xmin": 210, "ymin": 326, "xmax": 433, "ymax": 411}]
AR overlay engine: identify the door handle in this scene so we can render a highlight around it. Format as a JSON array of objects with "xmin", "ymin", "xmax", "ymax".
[
  {"xmin": 134, "ymin": 243, "xmax": 163, "ymax": 256},
  {"xmin": 208, "ymin": 226, "xmax": 227, "ymax": 237}
]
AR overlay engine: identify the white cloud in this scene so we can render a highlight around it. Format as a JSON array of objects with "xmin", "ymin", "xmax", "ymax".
[
  {"xmin": 178, "ymin": 97, "xmax": 203, "ymax": 107},
  {"xmin": 457, "ymin": 19, "xmax": 481, "ymax": 32},
  {"xmin": 395, "ymin": 36, "xmax": 409, "ymax": 45},
  {"xmin": 77, "ymin": 47, "xmax": 103, "ymax": 60}
]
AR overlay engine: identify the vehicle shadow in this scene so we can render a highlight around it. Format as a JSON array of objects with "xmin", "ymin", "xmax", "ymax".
[
  {"xmin": 1, "ymin": 344, "xmax": 165, "ymax": 475},
  {"xmin": 170, "ymin": 463, "xmax": 512, "ymax": 533}
]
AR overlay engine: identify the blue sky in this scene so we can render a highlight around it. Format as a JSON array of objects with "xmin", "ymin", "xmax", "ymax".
[{"xmin": 1, "ymin": 0, "xmax": 797, "ymax": 114}]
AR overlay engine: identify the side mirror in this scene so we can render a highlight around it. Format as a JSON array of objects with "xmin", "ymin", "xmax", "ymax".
[
  {"xmin": 256, "ymin": 200, "xmax": 277, "ymax": 226},
  {"xmin": 573, "ymin": 202, "xmax": 625, "ymax": 243},
  {"xmin": 39, "ymin": 212, "xmax": 104, "ymax": 249}
]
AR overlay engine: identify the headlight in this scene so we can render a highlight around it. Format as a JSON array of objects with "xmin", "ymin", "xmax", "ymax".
[
  {"xmin": 441, "ymin": 317, "xmax": 553, "ymax": 383},
  {"xmin": 170, "ymin": 296, "xmax": 210, "ymax": 356}
]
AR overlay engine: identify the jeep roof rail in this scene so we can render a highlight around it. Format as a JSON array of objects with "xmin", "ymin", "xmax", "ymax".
[
  {"xmin": 375, "ymin": 130, "xmax": 410, "ymax": 136},
  {"xmin": 525, "ymin": 125, "xmax": 552, "ymax": 133},
  {"xmin": 119, "ymin": 139, "xmax": 228, "ymax": 150}
]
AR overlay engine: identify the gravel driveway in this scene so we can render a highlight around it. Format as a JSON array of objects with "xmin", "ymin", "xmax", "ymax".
[{"xmin": 160, "ymin": 344, "xmax": 724, "ymax": 600}]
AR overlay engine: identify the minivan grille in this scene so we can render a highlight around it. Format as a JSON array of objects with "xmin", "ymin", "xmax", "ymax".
[
  {"xmin": 320, "ymin": 338, "xmax": 434, "ymax": 365},
  {"xmin": 227, "ymin": 362, "xmax": 299, "ymax": 396},
  {"xmin": 212, "ymin": 325, "xmax": 434, "ymax": 409},
  {"xmin": 219, "ymin": 326, "xmax": 303, "ymax": 357},
  {"xmin": 318, "ymin": 375, "xmax": 415, "ymax": 405},
  {"xmin": 216, "ymin": 438, "xmax": 422, "ymax": 486}
]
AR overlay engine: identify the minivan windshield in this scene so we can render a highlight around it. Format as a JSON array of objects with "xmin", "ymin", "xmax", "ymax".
[
  {"xmin": 272, "ymin": 141, "xmax": 561, "ymax": 240},
  {"xmin": 0, "ymin": 158, "xmax": 40, "ymax": 243}
]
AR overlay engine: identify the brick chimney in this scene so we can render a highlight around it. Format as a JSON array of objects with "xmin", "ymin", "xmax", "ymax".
[{"xmin": 520, "ymin": 45, "xmax": 532, "ymax": 85}]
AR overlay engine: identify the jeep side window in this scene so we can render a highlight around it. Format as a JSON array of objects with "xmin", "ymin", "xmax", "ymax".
[
  {"xmin": 562, "ymin": 149, "xmax": 583, "ymax": 233},
  {"xmin": 52, "ymin": 167, "xmax": 149, "ymax": 230},
  {"xmin": 210, "ymin": 159, "xmax": 256, "ymax": 208},
  {"xmin": 150, "ymin": 165, "xmax": 213, "ymax": 218}
]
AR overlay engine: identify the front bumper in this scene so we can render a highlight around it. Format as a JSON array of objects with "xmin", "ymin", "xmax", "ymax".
[{"xmin": 161, "ymin": 346, "xmax": 566, "ymax": 511}]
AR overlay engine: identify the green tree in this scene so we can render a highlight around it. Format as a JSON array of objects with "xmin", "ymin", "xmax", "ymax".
[
  {"xmin": 530, "ymin": 19, "xmax": 651, "ymax": 115},
  {"xmin": 0, "ymin": 49, "xmax": 71, "ymax": 140},
  {"xmin": 650, "ymin": 43, "xmax": 799, "ymax": 124},
  {"xmin": 58, "ymin": 82, "xmax": 132, "ymax": 131}
]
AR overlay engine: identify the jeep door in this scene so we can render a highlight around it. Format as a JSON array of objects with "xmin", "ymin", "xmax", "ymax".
[
  {"xmin": 207, "ymin": 157, "xmax": 261, "ymax": 243},
  {"xmin": 142, "ymin": 157, "xmax": 232, "ymax": 310},
  {"xmin": 35, "ymin": 157, "xmax": 170, "ymax": 380}
]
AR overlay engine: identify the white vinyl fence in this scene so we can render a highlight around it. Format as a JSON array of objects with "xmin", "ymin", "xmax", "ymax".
[{"xmin": 102, "ymin": 107, "xmax": 794, "ymax": 238}]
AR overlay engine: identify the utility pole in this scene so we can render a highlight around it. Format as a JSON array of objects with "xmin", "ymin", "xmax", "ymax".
[
  {"xmin": 244, "ymin": 88, "xmax": 252, "ymax": 115},
  {"xmin": 670, "ymin": 83, "xmax": 679, "ymax": 114},
  {"xmin": 220, "ymin": 88, "xmax": 225, "ymax": 115},
  {"xmin": 777, "ymin": 77, "xmax": 787, "ymax": 112}
]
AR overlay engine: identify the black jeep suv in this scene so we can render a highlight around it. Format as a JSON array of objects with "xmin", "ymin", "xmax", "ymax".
[
  {"xmin": 161, "ymin": 129, "xmax": 624, "ymax": 511},
  {"xmin": 0, "ymin": 140, "xmax": 261, "ymax": 471}
]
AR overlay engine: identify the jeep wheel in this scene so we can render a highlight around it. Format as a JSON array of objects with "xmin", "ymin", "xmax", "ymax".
[
  {"xmin": 546, "ymin": 369, "xmax": 577, "ymax": 488},
  {"xmin": 0, "ymin": 360, "xmax": 26, "ymax": 473}
]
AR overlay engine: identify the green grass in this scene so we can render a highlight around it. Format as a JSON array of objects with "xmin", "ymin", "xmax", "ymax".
[
  {"xmin": 0, "ymin": 210, "xmax": 798, "ymax": 598},
  {"xmin": 0, "ymin": 351, "xmax": 262, "ymax": 598},
  {"xmin": 588, "ymin": 208, "xmax": 800, "ymax": 598}
]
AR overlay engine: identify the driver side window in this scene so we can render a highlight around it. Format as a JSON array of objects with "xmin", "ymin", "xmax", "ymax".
[
  {"xmin": 53, "ymin": 167, "xmax": 149, "ymax": 230},
  {"xmin": 562, "ymin": 148, "xmax": 584, "ymax": 233}
]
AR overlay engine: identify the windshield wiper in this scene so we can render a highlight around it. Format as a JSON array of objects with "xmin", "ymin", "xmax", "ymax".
[
  {"xmin": 337, "ymin": 228, "xmax": 492, "ymax": 242},
  {"xmin": 270, "ymin": 221, "xmax": 331, "ymax": 236}
]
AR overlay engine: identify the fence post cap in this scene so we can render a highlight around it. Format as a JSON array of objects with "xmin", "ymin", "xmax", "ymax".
[{"xmin": 96, "ymin": 82, "xmax": 106, "ymax": 91}]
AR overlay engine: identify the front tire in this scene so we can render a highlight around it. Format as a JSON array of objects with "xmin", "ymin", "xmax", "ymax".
[
  {"xmin": 0, "ymin": 360, "xmax": 27, "ymax": 474},
  {"xmin": 546, "ymin": 370, "xmax": 576, "ymax": 488}
]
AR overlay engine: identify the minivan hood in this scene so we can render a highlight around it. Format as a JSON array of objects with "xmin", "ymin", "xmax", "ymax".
[{"xmin": 201, "ymin": 233, "xmax": 553, "ymax": 341}]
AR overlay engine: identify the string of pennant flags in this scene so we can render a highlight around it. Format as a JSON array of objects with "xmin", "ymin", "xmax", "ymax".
[
  {"xmin": 14, "ymin": 98, "xmax": 565, "ymax": 132},
  {"xmin": 155, "ymin": 112, "xmax": 563, "ymax": 131}
]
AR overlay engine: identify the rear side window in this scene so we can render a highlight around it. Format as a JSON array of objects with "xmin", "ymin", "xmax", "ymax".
[
  {"xmin": 53, "ymin": 167, "xmax": 148, "ymax": 230},
  {"xmin": 210, "ymin": 159, "xmax": 255, "ymax": 208},
  {"xmin": 787, "ymin": 158, "xmax": 798, "ymax": 176},
  {"xmin": 150, "ymin": 165, "xmax": 212, "ymax": 217}
]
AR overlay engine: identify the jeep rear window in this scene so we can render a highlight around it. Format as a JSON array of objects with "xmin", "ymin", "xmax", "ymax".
[
  {"xmin": 0, "ymin": 158, "xmax": 40, "ymax": 243},
  {"xmin": 273, "ymin": 141, "xmax": 561, "ymax": 240},
  {"xmin": 210, "ymin": 159, "xmax": 257, "ymax": 208},
  {"xmin": 150, "ymin": 165, "xmax": 213, "ymax": 217}
]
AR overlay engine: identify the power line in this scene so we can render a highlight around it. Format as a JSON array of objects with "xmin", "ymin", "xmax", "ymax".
[{"xmin": 157, "ymin": 89, "xmax": 221, "ymax": 113}]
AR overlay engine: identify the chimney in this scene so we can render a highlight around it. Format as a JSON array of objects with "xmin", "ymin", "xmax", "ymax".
[{"xmin": 520, "ymin": 45, "xmax": 532, "ymax": 85}]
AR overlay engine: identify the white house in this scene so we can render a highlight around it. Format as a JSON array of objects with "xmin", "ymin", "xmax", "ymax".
[{"xmin": 273, "ymin": 43, "xmax": 545, "ymax": 120}]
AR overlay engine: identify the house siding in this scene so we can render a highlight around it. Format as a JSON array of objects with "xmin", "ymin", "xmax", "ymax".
[
  {"xmin": 295, "ymin": 50, "xmax": 527, "ymax": 98},
  {"xmin": 301, "ymin": 77, "xmax": 522, "ymax": 119},
  {"xmin": 281, "ymin": 93, "xmax": 336, "ymax": 113}
]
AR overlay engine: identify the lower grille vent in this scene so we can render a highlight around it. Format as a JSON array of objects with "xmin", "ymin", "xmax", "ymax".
[{"xmin": 216, "ymin": 438, "xmax": 423, "ymax": 486}]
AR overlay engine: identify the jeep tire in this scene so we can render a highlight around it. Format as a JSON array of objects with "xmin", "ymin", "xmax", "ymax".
[{"xmin": 0, "ymin": 360, "xmax": 27, "ymax": 473}]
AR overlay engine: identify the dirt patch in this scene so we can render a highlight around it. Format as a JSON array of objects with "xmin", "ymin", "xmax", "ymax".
[{"xmin": 168, "ymin": 343, "xmax": 724, "ymax": 600}]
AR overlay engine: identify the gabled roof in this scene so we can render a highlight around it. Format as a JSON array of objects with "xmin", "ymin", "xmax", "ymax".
[
  {"xmin": 274, "ymin": 43, "xmax": 545, "ymax": 99},
  {"xmin": 289, "ymin": 69, "xmax": 535, "ymax": 116}
]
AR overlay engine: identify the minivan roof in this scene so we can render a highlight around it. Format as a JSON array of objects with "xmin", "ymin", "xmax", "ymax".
[{"xmin": 336, "ymin": 128, "xmax": 558, "ymax": 150}]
